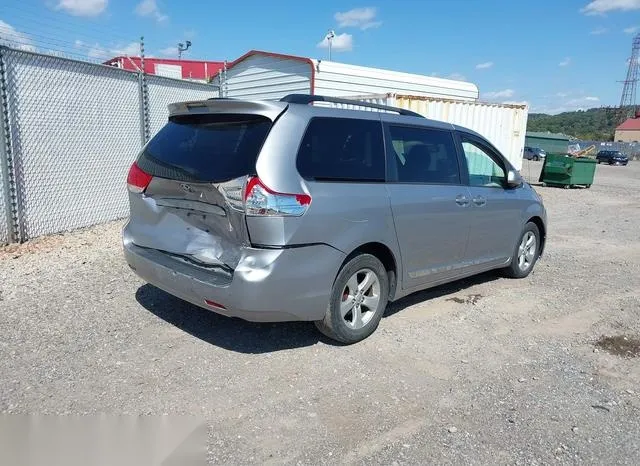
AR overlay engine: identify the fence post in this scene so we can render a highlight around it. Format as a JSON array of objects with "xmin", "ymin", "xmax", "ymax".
[
  {"xmin": 0, "ymin": 47, "xmax": 21, "ymax": 243},
  {"xmin": 139, "ymin": 36, "xmax": 150, "ymax": 145},
  {"xmin": 138, "ymin": 72, "xmax": 148, "ymax": 146}
]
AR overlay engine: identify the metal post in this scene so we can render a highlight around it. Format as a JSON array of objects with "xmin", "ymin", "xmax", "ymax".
[
  {"xmin": 223, "ymin": 60, "xmax": 228, "ymax": 98},
  {"xmin": 139, "ymin": 36, "xmax": 150, "ymax": 143},
  {"xmin": 0, "ymin": 47, "xmax": 22, "ymax": 243},
  {"xmin": 137, "ymin": 72, "xmax": 146, "ymax": 147}
]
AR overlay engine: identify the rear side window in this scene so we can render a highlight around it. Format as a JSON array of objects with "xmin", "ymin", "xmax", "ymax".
[
  {"xmin": 296, "ymin": 117, "xmax": 385, "ymax": 182},
  {"xmin": 138, "ymin": 114, "xmax": 271, "ymax": 182},
  {"xmin": 387, "ymin": 125, "xmax": 461, "ymax": 185}
]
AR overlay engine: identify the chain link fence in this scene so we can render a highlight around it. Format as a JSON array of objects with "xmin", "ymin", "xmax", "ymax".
[
  {"xmin": 147, "ymin": 74, "xmax": 220, "ymax": 137},
  {"xmin": 0, "ymin": 46, "xmax": 219, "ymax": 244}
]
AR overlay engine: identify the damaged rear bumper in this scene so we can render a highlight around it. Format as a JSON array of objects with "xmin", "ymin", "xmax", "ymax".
[{"xmin": 123, "ymin": 226, "xmax": 345, "ymax": 322}]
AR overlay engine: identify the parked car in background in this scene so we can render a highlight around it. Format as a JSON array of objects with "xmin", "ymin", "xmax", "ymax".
[
  {"xmin": 596, "ymin": 150, "xmax": 629, "ymax": 165},
  {"xmin": 123, "ymin": 94, "xmax": 547, "ymax": 344},
  {"xmin": 523, "ymin": 146, "xmax": 546, "ymax": 161}
]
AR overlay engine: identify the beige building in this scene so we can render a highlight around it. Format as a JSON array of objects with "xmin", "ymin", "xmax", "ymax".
[{"xmin": 615, "ymin": 117, "xmax": 640, "ymax": 142}]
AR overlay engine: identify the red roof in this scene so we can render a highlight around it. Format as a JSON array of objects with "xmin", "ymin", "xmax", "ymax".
[
  {"xmin": 616, "ymin": 118, "xmax": 640, "ymax": 131},
  {"xmin": 104, "ymin": 56, "xmax": 224, "ymax": 80}
]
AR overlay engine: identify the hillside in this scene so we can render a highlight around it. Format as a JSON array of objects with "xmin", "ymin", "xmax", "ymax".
[{"xmin": 527, "ymin": 107, "xmax": 620, "ymax": 141}]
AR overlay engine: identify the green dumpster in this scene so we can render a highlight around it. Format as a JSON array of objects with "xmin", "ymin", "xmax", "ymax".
[{"xmin": 538, "ymin": 153, "xmax": 596, "ymax": 189}]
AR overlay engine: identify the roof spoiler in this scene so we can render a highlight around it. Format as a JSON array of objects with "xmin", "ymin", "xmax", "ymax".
[
  {"xmin": 167, "ymin": 98, "xmax": 287, "ymax": 119},
  {"xmin": 280, "ymin": 94, "xmax": 424, "ymax": 118}
]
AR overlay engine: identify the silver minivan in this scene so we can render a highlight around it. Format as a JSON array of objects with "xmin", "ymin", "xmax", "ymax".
[{"xmin": 123, "ymin": 95, "xmax": 547, "ymax": 343}]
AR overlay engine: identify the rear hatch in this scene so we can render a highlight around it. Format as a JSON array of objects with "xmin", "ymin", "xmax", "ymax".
[{"xmin": 125, "ymin": 99, "xmax": 287, "ymax": 272}]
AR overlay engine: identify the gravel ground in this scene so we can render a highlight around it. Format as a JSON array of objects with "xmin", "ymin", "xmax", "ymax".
[{"xmin": 1, "ymin": 160, "xmax": 640, "ymax": 464}]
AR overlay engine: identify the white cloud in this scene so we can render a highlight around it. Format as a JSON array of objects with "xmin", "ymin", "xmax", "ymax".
[
  {"xmin": 78, "ymin": 41, "xmax": 139, "ymax": 60},
  {"xmin": 624, "ymin": 25, "xmax": 639, "ymax": 33},
  {"xmin": 475, "ymin": 61, "xmax": 494, "ymax": 70},
  {"xmin": 0, "ymin": 20, "xmax": 36, "ymax": 52},
  {"xmin": 447, "ymin": 72, "xmax": 467, "ymax": 81},
  {"xmin": 87, "ymin": 44, "xmax": 108, "ymax": 59},
  {"xmin": 335, "ymin": 7, "xmax": 381, "ymax": 30},
  {"xmin": 534, "ymin": 95, "xmax": 601, "ymax": 114},
  {"xmin": 135, "ymin": 0, "xmax": 168, "ymax": 23},
  {"xmin": 556, "ymin": 92, "xmax": 570, "ymax": 98},
  {"xmin": 159, "ymin": 46, "xmax": 177, "ymax": 57},
  {"xmin": 112, "ymin": 42, "xmax": 140, "ymax": 56},
  {"xmin": 559, "ymin": 57, "xmax": 571, "ymax": 66},
  {"xmin": 56, "ymin": 0, "xmax": 107, "ymax": 17},
  {"xmin": 590, "ymin": 26, "xmax": 608, "ymax": 34},
  {"xmin": 581, "ymin": 0, "xmax": 640, "ymax": 15},
  {"xmin": 483, "ymin": 89, "xmax": 515, "ymax": 99},
  {"xmin": 317, "ymin": 32, "xmax": 353, "ymax": 52}
]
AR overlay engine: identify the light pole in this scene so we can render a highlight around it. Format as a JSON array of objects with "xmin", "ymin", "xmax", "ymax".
[
  {"xmin": 326, "ymin": 30, "xmax": 335, "ymax": 61},
  {"xmin": 178, "ymin": 40, "xmax": 191, "ymax": 60}
]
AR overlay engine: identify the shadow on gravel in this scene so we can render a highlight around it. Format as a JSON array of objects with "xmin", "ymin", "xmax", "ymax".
[
  {"xmin": 135, "ymin": 284, "xmax": 337, "ymax": 353},
  {"xmin": 384, "ymin": 270, "xmax": 502, "ymax": 318},
  {"xmin": 136, "ymin": 271, "xmax": 501, "ymax": 352}
]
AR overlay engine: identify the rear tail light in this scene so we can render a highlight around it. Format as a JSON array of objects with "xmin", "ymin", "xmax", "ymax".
[
  {"xmin": 127, "ymin": 162, "xmax": 153, "ymax": 193},
  {"xmin": 244, "ymin": 176, "xmax": 311, "ymax": 217}
]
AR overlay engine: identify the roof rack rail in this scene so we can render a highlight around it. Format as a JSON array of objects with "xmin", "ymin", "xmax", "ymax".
[{"xmin": 280, "ymin": 94, "xmax": 424, "ymax": 118}]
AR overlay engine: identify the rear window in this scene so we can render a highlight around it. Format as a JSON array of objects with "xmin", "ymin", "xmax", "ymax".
[
  {"xmin": 138, "ymin": 114, "xmax": 272, "ymax": 182},
  {"xmin": 296, "ymin": 117, "xmax": 385, "ymax": 182}
]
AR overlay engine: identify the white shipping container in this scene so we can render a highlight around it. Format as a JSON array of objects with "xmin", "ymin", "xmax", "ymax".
[
  {"xmin": 344, "ymin": 94, "xmax": 528, "ymax": 170},
  {"xmin": 221, "ymin": 51, "xmax": 479, "ymax": 102}
]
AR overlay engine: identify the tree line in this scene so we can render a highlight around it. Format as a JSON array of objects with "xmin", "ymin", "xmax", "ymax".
[{"xmin": 527, "ymin": 107, "xmax": 631, "ymax": 141}]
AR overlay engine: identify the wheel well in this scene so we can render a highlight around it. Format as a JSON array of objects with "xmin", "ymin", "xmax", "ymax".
[
  {"xmin": 346, "ymin": 242, "xmax": 398, "ymax": 300},
  {"xmin": 528, "ymin": 216, "xmax": 546, "ymax": 255}
]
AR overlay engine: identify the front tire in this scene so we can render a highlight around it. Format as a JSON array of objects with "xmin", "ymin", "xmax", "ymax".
[
  {"xmin": 504, "ymin": 222, "xmax": 541, "ymax": 279},
  {"xmin": 315, "ymin": 254, "xmax": 389, "ymax": 344}
]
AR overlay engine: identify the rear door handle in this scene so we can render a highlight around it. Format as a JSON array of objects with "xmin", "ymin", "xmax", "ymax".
[
  {"xmin": 455, "ymin": 195, "xmax": 470, "ymax": 207},
  {"xmin": 472, "ymin": 196, "xmax": 486, "ymax": 207}
]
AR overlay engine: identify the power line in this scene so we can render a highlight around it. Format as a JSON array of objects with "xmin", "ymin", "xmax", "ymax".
[{"xmin": 0, "ymin": 24, "xmax": 142, "ymax": 63}]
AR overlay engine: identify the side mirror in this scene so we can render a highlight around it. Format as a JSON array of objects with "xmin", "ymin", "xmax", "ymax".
[{"xmin": 506, "ymin": 169, "xmax": 523, "ymax": 188}]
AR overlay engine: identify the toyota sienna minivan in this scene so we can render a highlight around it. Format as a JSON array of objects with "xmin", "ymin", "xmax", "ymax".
[{"xmin": 123, "ymin": 94, "xmax": 547, "ymax": 343}]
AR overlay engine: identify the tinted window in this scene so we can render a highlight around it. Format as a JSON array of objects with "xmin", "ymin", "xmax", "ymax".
[
  {"xmin": 461, "ymin": 140, "xmax": 505, "ymax": 188},
  {"xmin": 296, "ymin": 118, "xmax": 385, "ymax": 181},
  {"xmin": 387, "ymin": 126, "xmax": 460, "ymax": 184},
  {"xmin": 138, "ymin": 114, "xmax": 271, "ymax": 182}
]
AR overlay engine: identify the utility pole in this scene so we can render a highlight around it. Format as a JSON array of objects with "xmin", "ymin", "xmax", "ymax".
[
  {"xmin": 178, "ymin": 40, "xmax": 192, "ymax": 60},
  {"xmin": 326, "ymin": 30, "xmax": 335, "ymax": 61}
]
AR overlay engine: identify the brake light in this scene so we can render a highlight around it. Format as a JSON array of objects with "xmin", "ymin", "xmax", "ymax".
[
  {"xmin": 244, "ymin": 176, "xmax": 311, "ymax": 217},
  {"xmin": 127, "ymin": 162, "xmax": 153, "ymax": 193}
]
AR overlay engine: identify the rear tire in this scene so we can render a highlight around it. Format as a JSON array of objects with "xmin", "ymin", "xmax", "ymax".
[
  {"xmin": 534, "ymin": 156, "xmax": 540, "ymax": 161},
  {"xmin": 314, "ymin": 254, "xmax": 389, "ymax": 344},
  {"xmin": 504, "ymin": 222, "xmax": 541, "ymax": 279}
]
